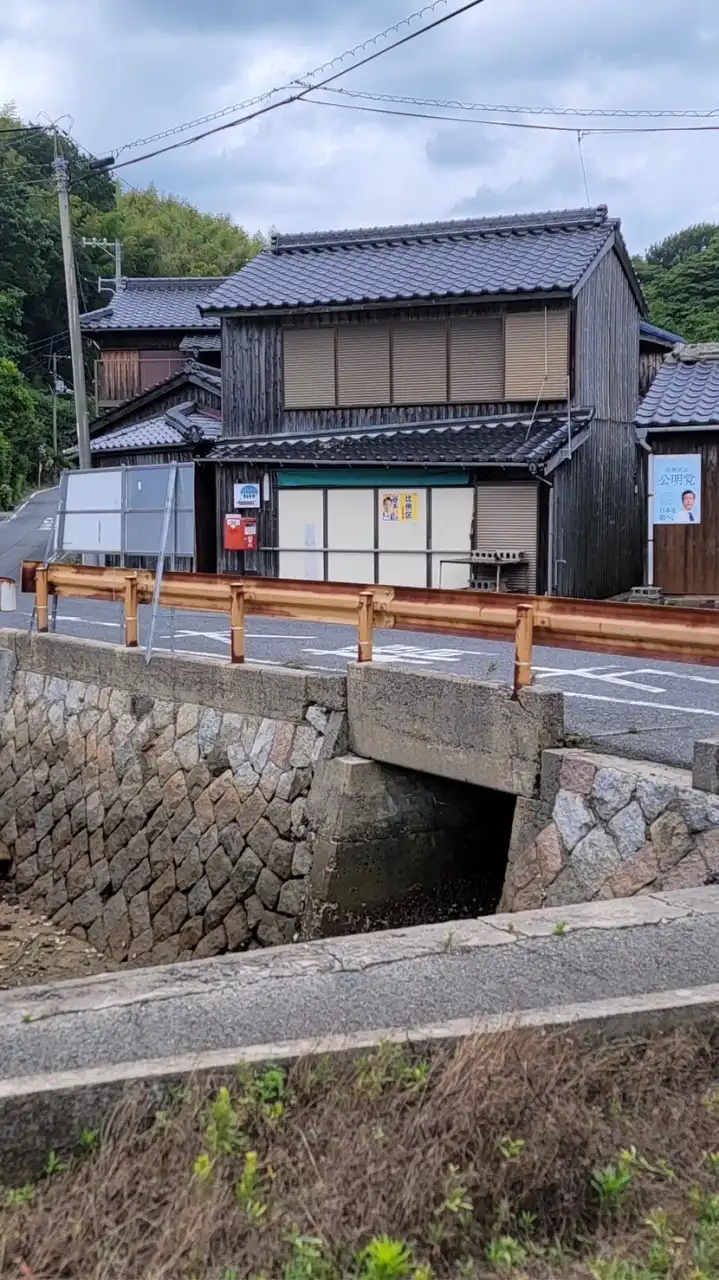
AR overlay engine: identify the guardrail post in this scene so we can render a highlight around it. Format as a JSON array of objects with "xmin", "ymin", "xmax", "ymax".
[
  {"xmin": 36, "ymin": 565, "xmax": 49, "ymax": 633},
  {"xmin": 512, "ymin": 603, "xmax": 534, "ymax": 698},
  {"xmin": 358, "ymin": 589, "xmax": 375, "ymax": 663},
  {"xmin": 124, "ymin": 573, "xmax": 139, "ymax": 648},
  {"xmin": 230, "ymin": 582, "xmax": 245, "ymax": 665}
]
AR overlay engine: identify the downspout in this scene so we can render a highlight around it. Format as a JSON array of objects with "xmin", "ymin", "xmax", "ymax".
[{"xmin": 646, "ymin": 444, "xmax": 655, "ymax": 587}]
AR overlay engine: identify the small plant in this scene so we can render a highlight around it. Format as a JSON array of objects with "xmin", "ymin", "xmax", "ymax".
[
  {"xmin": 552, "ymin": 920, "xmax": 569, "ymax": 937},
  {"xmin": 44, "ymin": 1150, "xmax": 68, "ymax": 1177},
  {"xmin": 205, "ymin": 1086, "xmax": 243, "ymax": 1156},
  {"xmin": 399, "ymin": 1060, "xmax": 430, "ymax": 1094},
  {"xmin": 706, "ymin": 1151, "xmax": 719, "ymax": 1173},
  {"xmin": 356, "ymin": 1235, "xmax": 413, "ymax": 1279},
  {"xmin": 354, "ymin": 1043, "xmax": 412, "ymax": 1099},
  {"xmin": 485, "ymin": 1235, "xmax": 527, "ymax": 1269},
  {"xmin": 591, "ymin": 1161, "xmax": 634, "ymax": 1210},
  {"xmin": 428, "ymin": 1165, "xmax": 473, "ymax": 1247},
  {"xmin": 5, "ymin": 1184, "xmax": 34, "ymax": 1206},
  {"xmin": 283, "ymin": 1235, "xmax": 335, "ymax": 1280},
  {"xmin": 193, "ymin": 1152, "xmax": 213, "ymax": 1182},
  {"xmin": 79, "ymin": 1128, "xmax": 99, "ymax": 1153},
  {"xmin": 517, "ymin": 1211, "xmax": 537, "ymax": 1236},
  {"xmin": 22, "ymin": 1013, "xmax": 37, "ymax": 1024},
  {"xmin": 497, "ymin": 1135, "xmax": 526, "ymax": 1162},
  {"xmin": 235, "ymin": 1150, "xmax": 266, "ymax": 1222}
]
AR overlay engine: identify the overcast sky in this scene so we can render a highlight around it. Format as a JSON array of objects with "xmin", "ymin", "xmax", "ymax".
[{"xmin": 2, "ymin": 0, "xmax": 718, "ymax": 254}]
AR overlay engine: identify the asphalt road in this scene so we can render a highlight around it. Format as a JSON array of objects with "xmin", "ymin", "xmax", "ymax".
[{"xmin": 3, "ymin": 489, "xmax": 719, "ymax": 769}]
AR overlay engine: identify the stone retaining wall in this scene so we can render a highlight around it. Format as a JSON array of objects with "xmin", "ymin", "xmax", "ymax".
[
  {"xmin": 0, "ymin": 634, "xmax": 348, "ymax": 964},
  {"xmin": 501, "ymin": 749, "xmax": 719, "ymax": 911}
]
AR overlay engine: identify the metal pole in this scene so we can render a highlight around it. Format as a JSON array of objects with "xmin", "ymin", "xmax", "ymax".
[
  {"xmin": 357, "ymin": 589, "xmax": 375, "ymax": 663},
  {"xmin": 647, "ymin": 450, "xmax": 655, "ymax": 587},
  {"xmin": 52, "ymin": 154, "xmax": 91, "ymax": 470},
  {"xmin": 124, "ymin": 574, "xmax": 139, "ymax": 648},
  {"xmin": 36, "ymin": 566, "xmax": 49, "ymax": 633},
  {"xmin": 230, "ymin": 583, "xmax": 246, "ymax": 664},
  {"xmin": 51, "ymin": 352, "xmax": 58, "ymax": 457},
  {"xmin": 512, "ymin": 603, "xmax": 534, "ymax": 698},
  {"xmin": 114, "ymin": 240, "xmax": 122, "ymax": 291}
]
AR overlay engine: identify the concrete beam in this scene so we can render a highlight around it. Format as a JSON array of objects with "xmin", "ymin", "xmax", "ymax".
[{"xmin": 347, "ymin": 663, "xmax": 564, "ymax": 796}]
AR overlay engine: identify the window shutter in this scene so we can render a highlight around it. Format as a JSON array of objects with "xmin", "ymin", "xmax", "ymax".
[
  {"xmin": 449, "ymin": 317, "xmax": 504, "ymax": 402},
  {"xmin": 504, "ymin": 309, "xmax": 569, "ymax": 400},
  {"xmin": 337, "ymin": 325, "xmax": 391, "ymax": 406},
  {"xmin": 283, "ymin": 327, "xmax": 336, "ymax": 408},
  {"xmin": 392, "ymin": 321, "xmax": 447, "ymax": 404},
  {"xmin": 474, "ymin": 483, "xmax": 539, "ymax": 591}
]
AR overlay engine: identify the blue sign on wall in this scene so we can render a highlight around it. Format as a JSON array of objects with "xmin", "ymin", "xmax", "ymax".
[
  {"xmin": 233, "ymin": 482, "xmax": 261, "ymax": 509},
  {"xmin": 653, "ymin": 454, "xmax": 701, "ymax": 525}
]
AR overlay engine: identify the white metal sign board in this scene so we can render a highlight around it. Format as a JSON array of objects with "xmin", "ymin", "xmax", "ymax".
[{"xmin": 233, "ymin": 482, "xmax": 261, "ymax": 509}]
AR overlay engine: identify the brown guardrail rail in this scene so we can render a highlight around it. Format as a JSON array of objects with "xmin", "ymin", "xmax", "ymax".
[{"xmin": 20, "ymin": 560, "xmax": 719, "ymax": 697}]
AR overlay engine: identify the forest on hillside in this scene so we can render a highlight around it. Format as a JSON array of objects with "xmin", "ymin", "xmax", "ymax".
[
  {"xmin": 0, "ymin": 109, "xmax": 262, "ymax": 506},
  {"xmin": 1, "ymin": 107, "xmax": 718, "ymax": 506}
]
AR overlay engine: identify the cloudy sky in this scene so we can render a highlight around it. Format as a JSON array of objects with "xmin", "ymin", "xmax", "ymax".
[{"xmin": 1, "ymin": 0, "xmax": 718, "ymax": 254}]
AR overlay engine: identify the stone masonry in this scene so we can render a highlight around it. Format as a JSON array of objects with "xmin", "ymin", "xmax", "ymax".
[
  {"xmin": 501, "ymin": 749, "xmax": 719, "ymax": 911},
  {"xmin": 0, "ymin": 635, "xmax": 348, "ymax": 964}
]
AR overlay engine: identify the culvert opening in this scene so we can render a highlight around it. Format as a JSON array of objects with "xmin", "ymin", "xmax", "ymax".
[{"xmin": 314, "ymin": 768, "xmax": 516, "ymax": 938}]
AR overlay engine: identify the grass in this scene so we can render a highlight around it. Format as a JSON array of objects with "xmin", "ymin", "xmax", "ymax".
[{"xmin": 1, "ymin": 1028, "xmax": 718, "ymax": 1278}]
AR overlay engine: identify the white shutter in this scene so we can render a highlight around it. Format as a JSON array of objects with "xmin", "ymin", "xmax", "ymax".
[
  {"xmin": 504, "ymin": 309, "xmax": 569, "ymax": 400},
  {"xmin": 283, "ymin": 327, "xmax": 336, "ymax": 408}
]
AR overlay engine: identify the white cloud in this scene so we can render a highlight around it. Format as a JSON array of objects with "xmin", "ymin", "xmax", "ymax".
[{"xmin": 1, "ymin": 0, "xmax": 718, "ymax": 252}]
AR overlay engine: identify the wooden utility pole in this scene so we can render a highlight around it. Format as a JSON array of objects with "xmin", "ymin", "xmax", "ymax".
[{"xmin": 52, "ymin": 154, "xmax": 91, "ymax": 470}]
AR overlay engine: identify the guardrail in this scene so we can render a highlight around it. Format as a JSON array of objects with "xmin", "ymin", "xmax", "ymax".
[{"xmin": 20, "ymin": 560, "xmax": 719, "ymax": 697}]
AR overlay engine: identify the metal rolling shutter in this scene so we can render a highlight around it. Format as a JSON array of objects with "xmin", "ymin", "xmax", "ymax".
[
  {"xmin": 473, "ymin": 483, "xmax": 539, "ymax": 591},
  {"xmin": 392, "ymin": 321, "xmax": 447, "ymax": 404},
  {"xmin": 283, "ymin": 327, "xmax": 336, "ymax": 408},
  {"xmin": 337, "ymin": 325, "xmax": 391, "ymax": 406},
  {"xmin": 449, "ymin": 316, "xmax": 504, "ymax": 401},
  {"xmin": 504, "ymin": 309, "xmax": 569, "ymax": 400}
]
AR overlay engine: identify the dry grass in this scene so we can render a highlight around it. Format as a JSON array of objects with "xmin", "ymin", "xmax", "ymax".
[{"xmin": 1, "ymin": 1026, "xmax": 718, "ymax": 1279}]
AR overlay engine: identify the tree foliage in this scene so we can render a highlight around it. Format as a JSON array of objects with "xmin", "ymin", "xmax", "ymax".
[
  {"xmin": 633, "ymin": 224, "xmax": 719, "ymax": 343},
  {"xmin": 0, "ymin": 104, "xmax": 262, "ymax": 499}
]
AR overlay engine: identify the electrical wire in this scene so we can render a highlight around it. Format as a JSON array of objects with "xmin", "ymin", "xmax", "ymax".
[
  {"xmin": 309, "ymin": 86, "xmax": 719, "ymax": 120},
  {"xmin": 112, "ymin": 0, "xmax": 469, "ymax": 154},
  {"xmin": 108, "ymin": 0, "xmax": 489, "ymax": 172},
  {"xmin": 300, "ymin": 94, "xmax": 719, "ymax": 134}
]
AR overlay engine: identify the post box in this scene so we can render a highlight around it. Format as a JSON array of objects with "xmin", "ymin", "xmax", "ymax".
[{"xmin": 224, "ymin": 514, "xmax": 258, "ymax": 551}]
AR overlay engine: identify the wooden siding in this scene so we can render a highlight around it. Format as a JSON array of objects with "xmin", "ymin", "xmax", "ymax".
[
  {"xmin": 222, "ymin": 299, "xmax": 571, "ymax": 438},
  {"xmin": 552, "ymin": 248, "xmax": 644, "ymax": 598},
  {"xmin": 652, "ymin": 433, "xmax": 719, "ymax": 595},
  {"xmin": 94, "ymin": 448, "xmax": 190, "ymax": 469},
  {"xmin": 215, "ymin": 461, "xmax": 279, "ymax": 577},
  {"xmin": 640, "ymin": 349, "xmax": 667, "ymax": 398}
]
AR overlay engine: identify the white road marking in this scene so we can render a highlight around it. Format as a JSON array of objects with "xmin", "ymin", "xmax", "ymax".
[
  {"xmin": 629, "ymin": 668, "xmax": 719, "ymax": 686},
  {"xmin": 55, "ymin": 615, "xmax": 120, "ymax": 629},
  {"xmin": 533, "ymin": 665, "xmax": 666, "ymax": 693},
  {"xmin": 563, "ymin": 691, "xmax": 719, "ymax": 718},
  {"xmin": 302, "ymin": 643, "xmax": 495, "ymax": 666}
]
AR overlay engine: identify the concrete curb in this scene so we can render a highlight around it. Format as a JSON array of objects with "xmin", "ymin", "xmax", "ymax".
[{"xmin": 2, "ymin": 982, "xmax": 718, "ymax": 1182}]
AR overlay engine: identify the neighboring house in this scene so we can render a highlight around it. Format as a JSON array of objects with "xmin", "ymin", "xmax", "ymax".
[
  {"xmin": 639, "ymin": 321, "xmax": 685, "ymax": 398},
  {"xmin": 201, "ymin": 205, "xmax": 646, "ymax": 598},
  {"xmin": 80, "ymin": 276, "xmax": 226, "ymax": 409},
  {"xmin": 635, "ymin": 342, "xmax": 719, "ymax": 595},
  {"xmin": 67, "ymin": 361, "xmax": 221, "ymax": 571}
]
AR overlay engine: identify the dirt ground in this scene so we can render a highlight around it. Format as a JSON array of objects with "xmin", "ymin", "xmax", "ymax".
[{"xmin": 0, "ymin": 899, "xmax": 116, "ymax": 989}]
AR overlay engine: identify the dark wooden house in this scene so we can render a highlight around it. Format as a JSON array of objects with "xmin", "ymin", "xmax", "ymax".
[
  {"xmin": 636, "ymin": 343, "xmax": 719, "ymax": 595},
  {"xmin": 80, "ymin": 277, "xmax": 225, "ymax": 410},
  {"xmin": 202, "ymin": 206, "xmax": 646, "ymax": 598},
  {"xmin": 639, "ymin": 321, "xmax": 684, "ymax": 398}
]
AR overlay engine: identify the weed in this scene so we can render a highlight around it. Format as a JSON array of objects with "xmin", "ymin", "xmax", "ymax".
[
  {"xmin": 283, "ymin": 1234, "xmax": 335, "ymax": 1280},
  {"xmin": 706, "ymin": 1152, "xmax": 719, "ymax": 1173},
  {"xmin": 591, "ymin": 1161, "xmax": 634, "ymax": 1210},
  {"xmin": 21, "ymin": 1013, "xmax": 37, "ymax": 1024},
  {"xmin": 205, "ymin": 1086, "xmax": 244, "ymax": 1156},
  {"xmin": 44, "ymin": 1150, "xmax": 68, "ymax": 1177},
  {"xmin": 356, "ymin": 1235, "xmax": 413, "ymax": 1279},
  {"xmin": 6, "ymin": 1184, "xmax": 34, "ymax": 1206},
  {"xmin": 552, "ymin": 920, "xmax": 569, "ymax": 937},
  {"xmin": 193, "ymin": 1152, "xmax": 214, "ymax": 1182},
  {"xmin": 485, "ymin": 1235, "xmax": 527, "ymax": 1269},
  {"xmin": 78, "ymin": 1128, "xmax": 99, "ymax": 1153},
  {"xmin": 497, "ymin": 1135, "xmax": 526, "ymax": 1162},
  {"xmin": 354, "ymin": 1043, "xmax": 414, "ymax": 1099},
  {"xmin": 235, "ymin": 1150, "xmax": 266, "ymax": 1222},
  {"xmin": 428, "ymin": 1165, "xmax": 473, "ymax": 1248},
  {"xmin": 517, "ymin": 1211, "xmax": 536, "ymax": 1236}
]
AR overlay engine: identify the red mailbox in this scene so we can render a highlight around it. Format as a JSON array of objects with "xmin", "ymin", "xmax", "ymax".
[{"xmin": 224, "ymin": 514, "xmax": 258, "ymax": 551}]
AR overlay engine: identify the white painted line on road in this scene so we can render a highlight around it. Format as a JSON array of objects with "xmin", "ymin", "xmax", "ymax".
[
  {"xmin": 58, "ymin": 615, "xmax": 120, "ymax": 629},
  {"xmin": 630, "ymin": 668, "xmax": 719, "ymax": 686},
  {"xmin": 533, "ymin": 665, "xmax": 666, "ymax": 693},
  {"xmin": 563, "ymin": 691, "xmax": 719, "ymax": 718}
]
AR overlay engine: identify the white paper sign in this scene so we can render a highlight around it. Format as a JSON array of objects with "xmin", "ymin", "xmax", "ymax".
[
  {"xmin": 233, "ymin": 482, "xmax": 261, "ymax": 509},
  {"xmin": 653, "ymin": 454, "xmax": 701, "ymax": 525}
]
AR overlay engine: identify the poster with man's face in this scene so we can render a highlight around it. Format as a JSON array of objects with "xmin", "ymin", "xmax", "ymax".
[{"xmin": 653, "ymin": 455, "xmax": 702, "ymax": 525}]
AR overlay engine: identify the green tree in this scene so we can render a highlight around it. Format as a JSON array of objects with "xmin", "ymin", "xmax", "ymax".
[
  {"xmin": 0, "ymin": 358, "xmax": 42, "ymax": 501},
  {"xmin": 633, "ymin": 224, "xmax": 719, "ymax": 343}
]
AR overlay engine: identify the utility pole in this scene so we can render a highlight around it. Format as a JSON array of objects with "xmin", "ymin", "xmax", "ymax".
[
  {"xmin": 52, "ymin": 154, "xmax": 91, "ymax": 470},
  {"xmin": 81, "ymin": 236, "xmax": 124, "ymax": 294}
]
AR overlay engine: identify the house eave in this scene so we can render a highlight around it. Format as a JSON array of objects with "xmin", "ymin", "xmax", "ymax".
[{"xmin": 201, "ymin": 287, "xmax": 575, "ymax": 321}]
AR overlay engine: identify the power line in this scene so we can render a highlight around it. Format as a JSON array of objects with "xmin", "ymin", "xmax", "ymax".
[
  {"xmin": 309, "ymin": 86, "xmax": 719, "ymax": 120},
  {"xmin": 109, "ymin": 0, "xmax": 489, "ymax": 172},
  {"xmin": 112, "ymin": 0, "xmax": 472, "ymax": 154},
  {"xmin": 300, "ymin": 94, "xmax": 719, "ymax": 134}
]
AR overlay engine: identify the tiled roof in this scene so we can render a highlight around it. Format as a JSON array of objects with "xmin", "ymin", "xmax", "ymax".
[
  {"xmin": 208, "ymin": 408, "xmax": 594, "ymax": 469},
  {"xmin": 80, "ymin": 277, "xmax": 226, "ymax": 332},
  {"xmin": 179, "ymin": 333, "xmax": 223, "ymax": 352},
  {"xmin": 636, "ymin": 346, "xmax": 719, "ymax": 427},
  {"xmin": 640, "ymin": 321, "xmax": 684, "ymax": 347},
  {"xmin": 202, "ymin": 206, "xmax": 626, "ymax": 313},
  {"xmin": 89, "ymin": 361, "xmax": 221, "ymax": 433},
  {"xmin": 89, "ymin": 401, "xmax": 221, "ymax": 454}
]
